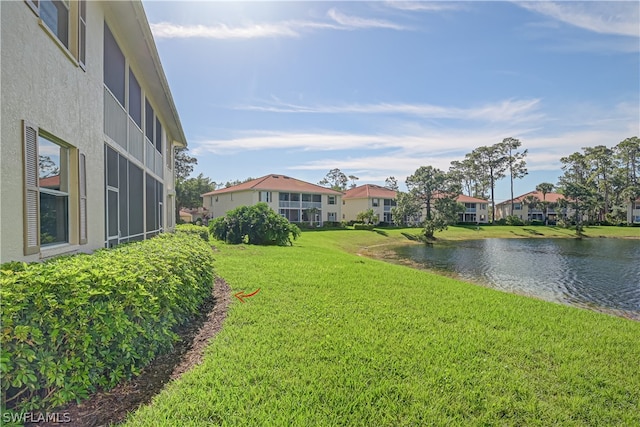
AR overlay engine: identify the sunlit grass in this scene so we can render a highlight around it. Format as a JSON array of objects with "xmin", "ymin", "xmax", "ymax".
[{"xmin": 124, "ymin": 230, "xmax": 640, "ymax": 426}]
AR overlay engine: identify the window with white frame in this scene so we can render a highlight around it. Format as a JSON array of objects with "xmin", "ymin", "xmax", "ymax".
[
  {"xmin": 259, "ymin": 191, "xmax": 272, "ymax": 203},
  {"xmin": 328, "ymin": 195, "xmax": 336, "ymax": 205},
  {"xmin": 372, "ymin": 198, "xmax": 379, "ymax": 207},
  {"xmin": 38, "ymin": 135, "xmax": 69, "ymax": 246}
]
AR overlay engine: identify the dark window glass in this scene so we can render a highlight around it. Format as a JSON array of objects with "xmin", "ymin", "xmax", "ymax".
[
  {"xmin": 103, "ymin": 23, "xmax": 125, "ymax": 106},
  {"xmin": 146, "ymin": 174, "xmax": 157, "ymax": 232},
  {"xmin": 129, "ymin": 69, "xmax": 142, "ymax": 127},
  {"xmin": 119, "ymin": 155, "xmax": 129, "ymax": 237},
  {"xmin": 145, "ymin": 98, "xmax": 154, "ymax": 141},
  {"xmin": 41, "ymin": 0, "xmax": 69, "ymax": 48},
  {"xmin": 128, "ymin": 163, "xmax": 144, "ymax": 235},
  {"xmin": 155, "ymin": 117, "xmax": 162, "ymax": 152},
  {"xmin": 106, "ymin": 145, "xmax": 118, "ymax": 188}
]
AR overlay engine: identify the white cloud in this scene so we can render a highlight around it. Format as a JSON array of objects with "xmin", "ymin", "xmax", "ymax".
[
  {"xmin": 385, "ymin": 1, "xmax": 465, "ymax": 12},
  {"xmin": 327, "ymin": 8, "xmax": 407, "ymax": 30},
  {"xmin": 150, "ymin": 9, "xmax": 407, "ymax": 40},
  {"xmin": 238, "ymin": 98, "xmax": 544, "ymax": 123},
  {"xmin": 518, "ymin": 1, "xmax": 640, "ymax": 38},
  {"xmin": 149, "ymin": 21, "xmax": 341, "ymax": 39}
]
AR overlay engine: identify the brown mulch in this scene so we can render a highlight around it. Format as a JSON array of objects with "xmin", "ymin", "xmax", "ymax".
[{"xmin": 26, "ymin": 277, "xmax": 232, "ymax": 427}]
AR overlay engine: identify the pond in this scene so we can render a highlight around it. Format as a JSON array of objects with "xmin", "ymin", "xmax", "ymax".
[{"xmin": 394, "ymin": 238, "xmax": 640, "ymax": 317}]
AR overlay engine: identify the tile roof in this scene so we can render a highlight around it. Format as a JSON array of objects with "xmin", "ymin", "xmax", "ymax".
[
  {"xmin": 497, "ymin": 191, "xmax": 566, "ymax": 205},
  {"xmin": 456, "ymin": 194, "xmax": 489, "ymax": 203},
  {"xmin": 343, "ymin": 184, "xmax": 397, "ymax": 200},
  {"xmin": 201, "ymin": 174, "xmax": 343, "ymax": 196}
]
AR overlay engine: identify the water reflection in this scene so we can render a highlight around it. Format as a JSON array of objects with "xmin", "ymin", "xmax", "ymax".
[{"xmin": 394, "ymin": 239, "xmax": 640, "ymax": 315}]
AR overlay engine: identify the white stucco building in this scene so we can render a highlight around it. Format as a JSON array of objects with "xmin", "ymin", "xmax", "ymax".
[
  {"xmin": 202, "ymin": 175, "xmax": 343, "ymax": 226},
  {"xmin": 1, "ymin": 0, "xmax": 186, "ymax": 263}
]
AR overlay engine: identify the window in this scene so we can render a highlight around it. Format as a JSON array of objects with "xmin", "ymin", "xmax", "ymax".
[
  {"xmin": 38, "ymin": 135, "xmax": 69, "ymax": 246},
  {"xmin": 259, "ymin": 191, "xmax": 272, "ymax": 203},
  {"xmin": 129, "ymin": 69, "xmax": 142, "ymax": 127},
  {"xmin": 23, "ymin": 122, "xmax": 86, "ymax": 255},
  {"xmin": 40, "ymin": 0, "xmax": 69, "ymax": 48},
  {"xmin": 328, "ymin": 212, "xmax": 337, "ymax": 221},
  {"xmin": 155, "ymin": 118, "xmax": 162, "ymax": 153},
  {"xmin": 372, "ymin": 198, "xmax": 379, "ymax": 207},
  {"xmin": 145, "ymin": 98, "xmax": 154, "ymax": 141},
  {"xmin": 328, "ymin": 195, "xmax": 336, "ymax": 205},
  {"xmin": 78, "ymin": 0, "xmax": 86, "ymax": 66},
  {"xmin": 514, "ymin": 203, "xmax": 522, "ymax": 210},
  {"xmin": 104, "ymin": 23, "xmax": 125, "ymax": 106}
]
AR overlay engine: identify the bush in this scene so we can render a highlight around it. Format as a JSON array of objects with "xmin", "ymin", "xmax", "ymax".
[
  {"xmin": 0, "ymin": 233, "xmax": 215, "ymax": 412},
  {"xmin": 176, "ymin": 223, "xmax": 210, "ymax": 241},
  {"xmin": 505, "ymin": 215, "xmax": 525, "ymax": 226},
  {"xmin": 353, "ymin": 223, "xmax": 375, "ymax": 230},
  {"xmin": 209, "ymin": 203, "xmax": 301, "ymax": 246}
]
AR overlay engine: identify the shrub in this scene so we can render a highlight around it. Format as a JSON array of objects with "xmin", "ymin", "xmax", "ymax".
[
  {"xmin": 209, "ymin": 203, "xmax": 301, "ymax": 246},
  {"xmin": 353, "ymin": 223, "xmax": 375, "ymax": 230},
  {"xmin": 505, "ymin": 215, "xmax": 525, "ymax": 226},
  {"xmin": 0, "ymin": 233, "xmax": 215, "ymax": 412},
  {"xmin": 176, "ymin": 223, "xmax": 210, "ymax": 241}
]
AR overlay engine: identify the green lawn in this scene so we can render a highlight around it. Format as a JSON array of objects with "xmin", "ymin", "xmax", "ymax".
[{"xmin": 124, "ymin": 230, "xmax": 640, "ymax": 426}]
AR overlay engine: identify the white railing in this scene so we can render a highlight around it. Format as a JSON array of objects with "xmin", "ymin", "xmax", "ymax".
[
  {"xmin": 145, "ymin": 138, "xmax": 155, "ymax": 171},
  {"xmin": 129, "ymin": 119, "xmax": 144, "ymax": 162},
  {"xmin": 155, "ymin": 151, "xmax": 163, "ymax": 178},
  {"xmin": 104, "ymin": 87, "xmax": 127, "ymax": 149},
  {"xmin": 301, "ymin": 202, "xmax": 322, "ymax": 209}
]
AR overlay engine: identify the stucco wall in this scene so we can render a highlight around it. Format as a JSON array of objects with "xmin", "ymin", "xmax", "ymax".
[{"xmin": 1, "ymin": 1, "xmax": 105, "ymax": 262}]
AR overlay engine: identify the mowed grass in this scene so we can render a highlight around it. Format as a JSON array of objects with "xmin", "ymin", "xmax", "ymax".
[{"xmin": 124, "ymin": 230, "xmax": 640, "ymax": 426}]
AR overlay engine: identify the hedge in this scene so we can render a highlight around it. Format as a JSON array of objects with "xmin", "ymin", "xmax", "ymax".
[
  {"xmin": 175, "ymin": 223, "xmax": 210, "ymax": 241},
  {"xmin": 0, "ymin": 233, "xmax": 215, "ymax": 412}
]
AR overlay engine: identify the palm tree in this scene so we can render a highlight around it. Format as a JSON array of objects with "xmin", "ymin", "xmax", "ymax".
[{"xmin": 536, "ymin": 182, "xmax": 555, "ymax": 225}]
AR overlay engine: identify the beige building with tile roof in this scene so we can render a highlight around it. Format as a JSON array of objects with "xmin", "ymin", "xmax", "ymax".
[
  {"xmin": 202, "ymin": 175, "xmax": 343, "ymax": 225},
  {"xmin": 495, "ymin": 191, "xmax": 566, "ymax": 222},
  {"xmin": 342, "ymin": 184, "xmax": 397, "ymax": 223}
]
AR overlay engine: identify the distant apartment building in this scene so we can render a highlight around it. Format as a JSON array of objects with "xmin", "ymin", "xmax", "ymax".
[
  {"xmin": 202, "ymin": 175, "xmax": 343, "ymax": 225},
  {"xmin": 0, "ymin": 0, "xmax": 186, "ymax": 263},
  {"xmin": 496, "ymin": 191, "xmax": 566, "ymax": 222},
  {"xmin": 456, "ymin": 195, "xmax": 490, "ymax": 223},
  {"xmin": 342, "ymin": 184, "xmax": 397, "ymax": 223}
]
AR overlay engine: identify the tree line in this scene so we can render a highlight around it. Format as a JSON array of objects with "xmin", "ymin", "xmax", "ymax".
[{"xmin": 174, "ymin": 135, "xmax": 639, "ymax": 232}]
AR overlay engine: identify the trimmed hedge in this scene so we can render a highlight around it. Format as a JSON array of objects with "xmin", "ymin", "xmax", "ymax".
[
  {"xmin": 353, "ymin": 223, "xmax": 375, "ymax": 230},
  {"xmin": 0, "ymin": 233, "xmax": 215, "ymax": 412},
  {"xmin": 175, "ymin": 223, "xmax": 210, "ymax": 241}
]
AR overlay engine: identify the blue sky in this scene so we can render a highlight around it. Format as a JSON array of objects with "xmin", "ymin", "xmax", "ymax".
[{"xmin": 142, "ymin": 1, "xmax": 639, "ymax": 202}]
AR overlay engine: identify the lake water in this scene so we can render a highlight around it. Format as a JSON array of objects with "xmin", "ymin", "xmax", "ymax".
[{"xmin": 393, "ymin": 239, "xmax": 640, "ymax": 316}]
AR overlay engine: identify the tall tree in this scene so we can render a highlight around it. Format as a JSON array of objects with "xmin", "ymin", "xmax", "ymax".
[
  {"xmin": 174, "ymin": 147, "xmax": 197, "ymax": 181},
  {"xmin": 405, "ymin": 166, "xmax": 461, "ymax": 239},
  {"xmin": 224, "ymin": 177, "xmax": 255, "ymax": 188},
  {"xmin": 319, "ymin": 168, "xmax": 348, "ymax": 191},
  {"xmin": 558, "ymin": 152, "xmax": 594, "ymax": 233},
  {"xmin": 174, "ymin": 147, "xmax": 198, "ymax": 221},
  {"xmin": 391, "ymin": 191, "xmax": 422, "ymax": 226},
  {"xmin": 450, "ymin": 156, "xmax": 488, "ymax": 199},
  {"xmin": 471, "ymin": 144, "xmax": 508, "ymax": 223},
  {"xmin": 535, "ymin": 182, "xmax": 555, "ymax": 225},
  {"xmin": 615, "ymin": 137, "xmax": 640, "ymax": 215},
  {"xmin": 584, "ymin": 145, "xmax": 615, "ymax": 222},
  {"xmin": 384, "ymin": 176, "xmax": 399, "ymax": 191},
  {"xmin": 176, "ymin": 173, "xmax": 217, "ymax": 211},
  {"xmin": 502, "ymin": 137, "xmax": 528, "ymax": 216},
  {"xmin": 348, "ymin": 175, "xmax": 359, "ymax": 189}
]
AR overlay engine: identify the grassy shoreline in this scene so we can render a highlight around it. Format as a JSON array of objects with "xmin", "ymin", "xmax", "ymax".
[{"xmin": 124, "ymin": 229, "xmax": 640, "ymax": 426}]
